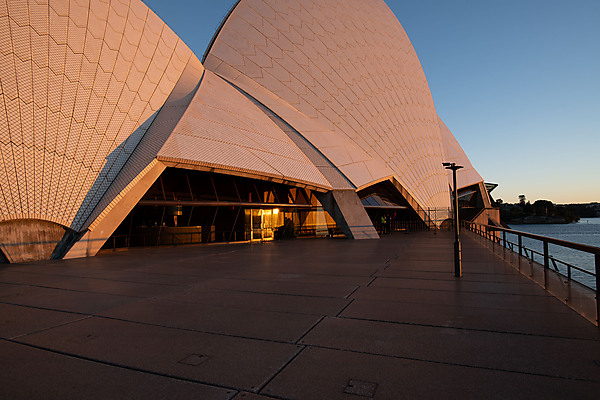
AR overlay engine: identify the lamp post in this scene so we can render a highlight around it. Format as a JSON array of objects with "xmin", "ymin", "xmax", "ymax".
[{"xmin": 443, "ymin": 162, "xmax": 463, "ymax": 278}]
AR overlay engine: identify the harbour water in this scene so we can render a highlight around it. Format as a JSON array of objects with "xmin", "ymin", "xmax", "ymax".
[{"xmin": 508, "ymin": 218, "xmax": 600, "ymax": 290}]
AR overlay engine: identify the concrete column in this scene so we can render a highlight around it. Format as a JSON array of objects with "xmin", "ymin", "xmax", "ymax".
[{"xmin": 315, "ymin": 190, "xmax": 379, "ymax": 240}]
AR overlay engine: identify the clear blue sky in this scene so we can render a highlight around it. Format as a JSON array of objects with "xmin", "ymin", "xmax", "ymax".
[{"xmin": 144, "ymin": 0, "xmax": 599, "ymax": 205}]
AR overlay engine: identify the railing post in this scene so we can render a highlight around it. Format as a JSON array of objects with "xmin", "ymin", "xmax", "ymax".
[
  {"xmin": 543, "ymin": 241, "xmax": 549, "ymax": 289},
  {"xmin": 596, "ymin": 253, "xmax": 600, "ymax": 327},
  {"xmin": 518, "ymin": 235, "xmax": 522, "ymax": 271}
]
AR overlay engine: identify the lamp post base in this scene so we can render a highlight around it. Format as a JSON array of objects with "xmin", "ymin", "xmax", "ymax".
[{"xmin": 454, "ymin": 240, "xmax": 462, "ymax": 278}]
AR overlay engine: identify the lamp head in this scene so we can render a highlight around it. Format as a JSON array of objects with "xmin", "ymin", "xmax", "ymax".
[{"xmin": 443, "ymin": 162, "xmax": 464, "ymax": 171}]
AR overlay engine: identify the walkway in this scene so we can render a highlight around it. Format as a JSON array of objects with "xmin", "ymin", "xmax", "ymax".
[{"xmin": 1, "ymin": 231, "xmax": 599, "ymax": 399}]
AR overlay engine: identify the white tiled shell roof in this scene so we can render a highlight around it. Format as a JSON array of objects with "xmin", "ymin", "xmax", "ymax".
[
  {"xmin": 158, "ymin": 70, "xmax": 331, "ymax": 190},
  {"xmin": 439, "ymin": 117, "xmax": 484, "ymax": 190},
  {"xmin": 0, "ymin": 0, "xmax": 195, "ymax": 229},
  {"xmin": 205, "ymin": 0, "xmax": 451, "ymax": 211}
]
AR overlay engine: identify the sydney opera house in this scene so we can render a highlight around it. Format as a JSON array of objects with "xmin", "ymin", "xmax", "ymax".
[{"xmin": 0, "ymin": 0, "xmax": 497, "ymax": 263}]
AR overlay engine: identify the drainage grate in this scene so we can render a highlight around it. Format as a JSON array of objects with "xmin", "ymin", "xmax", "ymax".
[
  {"xmin": 178, "ymin": 354, "xmax": 210, "ymax": 366},
  {"xmin": 344, "ymin": 379, "xmax": 378, "ymax": 397}
]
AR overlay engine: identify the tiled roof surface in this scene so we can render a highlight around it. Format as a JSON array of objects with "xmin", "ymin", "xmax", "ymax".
[
  {"xmin": 0, "ymin": 0, "xmax": 195, "ymax": 229},
  {"xmin": 438, "ymin": 117, "xmax": 484, "ymax": 190},
  {"xmin": 205, "ymin": 0, "xmax": 452, "ymax": 211},
  {"xmin": 158, "ymin": 70, "xmax": 331, "ymax": 190}
]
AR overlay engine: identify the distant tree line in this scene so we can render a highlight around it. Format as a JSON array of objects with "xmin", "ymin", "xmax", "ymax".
[{"xmin": 493, "ymin": 195, "xmax": 599, "ymax": 224}]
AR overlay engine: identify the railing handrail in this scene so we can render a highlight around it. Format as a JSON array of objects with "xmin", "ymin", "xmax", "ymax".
[
  {"xmin": 464, "ymin": 220, "xmax": 599, "ymax": 327},
  {"xmin": 466, "ymin": 222, "xmax": 600, "ymax": 255}
]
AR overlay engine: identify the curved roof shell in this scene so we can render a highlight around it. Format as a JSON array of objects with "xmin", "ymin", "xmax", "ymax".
[
  {"xmin": 157, "ymin": 69, "xmax": 332, "ymax": 190},
  {"xmin": 204, "ymin": 0, "xmax": 452, "ymax": 211},
  {"xmin": 438, "ymin": 117, "xmax": 484, "ymax": 190},
  {"xmin": 0, "ymin": 0, "xmax": 197, "ymax": 230}
]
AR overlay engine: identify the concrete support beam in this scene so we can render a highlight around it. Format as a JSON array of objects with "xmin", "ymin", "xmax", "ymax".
[
  {"xmin": 478, "ymin": 181, "xmax": 493, "ymax": 208},
  {"xmin": 388, "ymin": 177, "xmax": 443, "ymax": 228},
  {"xmin": 64, "ymin": 58, "xmax": 204, "ymax": 259},
  {"xmin": 315, "ymin": 190, "xmax": 379, "ymax": 240},
  {"xmin": 64, "ymin": 161, "xmax": 166, "ymax": 259}
]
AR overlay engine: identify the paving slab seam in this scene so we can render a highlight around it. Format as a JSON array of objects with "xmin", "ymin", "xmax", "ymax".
[
  {"xmin": 238, "ymin": 268, "xmax": 376, "ymax": 278},
  {"xmin": 0, "ymin": 292, "xmax": 158, "ymax": 317},
  {"xmin": 8, "ymin": 315, "xmax": 94, "ymax": 341},
  {"xmin": 382, "ymin": 257, "xmax": 394, "ymax": 270},
  {"xmin": 221, "ymin": 272, "xmax": 376, "ymax": 281},
  {"xmin": 294, "ymin": 316, "xmax": 326, "ymax": 344},
  {"xmin": 385, "ymin": 268, "xmax": 519, "ymax": 276},
  {"xmin": 295, "ymin": 342, "xmax": 600, "ymax": 383},
  {"xmin": 345, "ymin": 297, "xmax": 576, "ymax": 315},
  {"xmin": 0, "ymin": 281, "xmax": 149, "ymax": 299},
  {"xmin": 344, "ymin": 285, "xmax": 361, "ymax": 298},
  {"xmin": 217, "ymin": 274, "xmax": 372, "ymax": 285},
  {"xmin": 235, "ymin": 392, "xmax": 287, "ymax": 400},
  {"xmin": 0, "ymin": 301, "xmax": 95, "ymax": 317},
  {"xmin": 335, "ymin": 298, "xmax": 355, "ymax": 317},
  {"xmin": 140, "ymin": 297, "xmax": 350, "ymax": 318},
  {"xmin": 382, "ymin": 260, "xmax": 395, "ymax": 270},
  {"xmin": 171, "ymin": 287, "xmax": 348, "ymax": 301},
  {"xmin": 106, "ymin": 270, "xmax": 219, "ymax": 278},
  {"xmin": 3, "ymin": 338, "xmax": 243, "ymax": 395},
  {"xmin": 257, "ymin": 345, "xmax": 307, "ymax": 394},
  {"xmin": 257, "ymin": 392, "xmax": 297, "ymax": 400},
  {"xmin": 93, "ymin": 314, "xmax": 295, "ymax": 345},
  {"xmin": 98, "ymin": 242, "xmax": 252, "ymax": 259},
  {"xmin": 1, "ymin": 271, "xmax": 187, "ymax": 288},
  {"xmin": 202, "ymin": 287, "xmax": 352, "ymax": 299},
  {"xmin": 372, "ymin": 274, "xmax": 539, "ymax": 284},
  {"xmin": 364, "ymin": 284, "xmax": 555, "ymax": 298},
  {"xmin": 336, "ymin": 315, "xmax": 600, "ymax": 342}
]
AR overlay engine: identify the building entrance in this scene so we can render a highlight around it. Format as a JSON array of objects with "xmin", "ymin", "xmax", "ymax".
[{"xmin": 247, "ymin": 209, "xmax": 278, "ymax": 241}]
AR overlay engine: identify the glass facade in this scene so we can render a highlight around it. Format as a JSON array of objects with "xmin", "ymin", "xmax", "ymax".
[{"xmin": 103, "ymin": 169, "xmax": 340, "ymax": 250}]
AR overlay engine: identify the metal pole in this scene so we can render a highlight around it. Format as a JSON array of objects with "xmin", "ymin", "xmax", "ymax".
[
  {"xmin": 453, "ymin": 167, "xmax": 461, "ymax": 278},
  {"xmin": 543, "ymin": 241, "xmax": 549, "ymax": 289},
  {"xmin": 518, "ymin": 235, "xmax": 522, "ymax": 271},
  {"xmin": 596, "ymin": 253, "xmax": 599, "ymax": 327}
]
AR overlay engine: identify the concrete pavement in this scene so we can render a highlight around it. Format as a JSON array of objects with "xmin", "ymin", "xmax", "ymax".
[{"xmin": 1, "ymin": 231, "xmax": 599, "ymax": 399}]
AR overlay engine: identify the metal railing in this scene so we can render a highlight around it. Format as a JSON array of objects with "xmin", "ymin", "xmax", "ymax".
[{"xmin": 464, "ymin": 221, "xmax": 600, "ymax": 326}]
